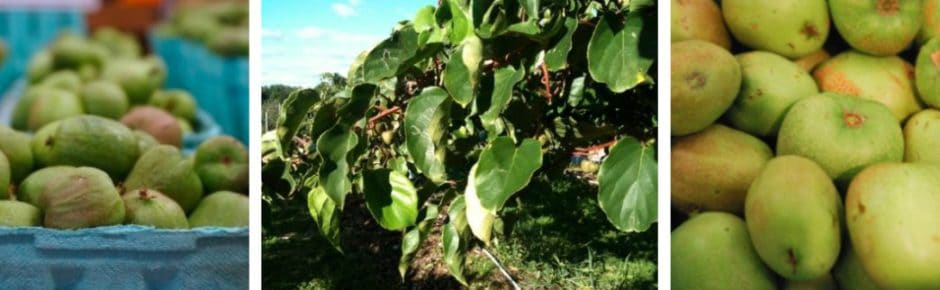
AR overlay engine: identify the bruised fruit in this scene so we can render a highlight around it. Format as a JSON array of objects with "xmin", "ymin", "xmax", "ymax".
[
  {"xmin": 32, "ymin": 116, "xmax": 140, "ymax": 180},
  {"xmin": 784, "ymin": 274, "xmax": 837, "ymax": 290},
  {"xmin": 81, "ymin": 80, "xmax": 129, "ymax": 119},
  {"xmin": 149, "ymin": 89, "xmax": 197, "ymax": 121},
  {"xmin": 915, "ymin": 38, "xmax": 940, "ymax": 108},
  {"xmin": 671, "ymin": 40, "xmax": 741, "ymax": 136},
  {"xmin": 672, "ymin": 124, "xmax": 772, "ymax": 214},
  {"xmin": 833, "ymin": 244, "xmax": 884, "ymax": 290},
  {"xmin": 745, "ymin": 156, "xmax": 842, "ymax": 280},
  {"xmin": 122, "ymin": 188, "xmax": 188, "ymax": 229},
  {"xmin": 829, "ymin": 0, "xmax": 922, "ymax": 56},
  {"xmin": 846, "ymin": 163, "xmax": 940, "ymax": 289},
  {"xmin": 17, "ymin": 167, "xmax": 74, "ymax": 206},
  {"xmin": 722, "ymin": 0, "xmax": 829, "ymax": 58},
  {"xmin": 794, "ymin": 49, "xmax": 831, "ymax": 72},
  {"xmin": 0, "ymin": 153, "xmax": 8, "ymax": 199},
  {"xmin": 727, "ymin": 51, "xmax": 818, "ymax": 136},
  {"xmin": 26, "ymin": 88, "xmax": 84, "ymax": 131},
  {"xmin": 194, "ymin": 136, "xmax": 248, "ymax": 193},
  {"xmin": 672, "ymin": 212, "xmax": 776, "ymax": 290},
  {"xmin": 814, "ymin": 51, "xmax": 922, "ymax": 121},
  {"xmin": 904, "ymin": 109, "xmax": 940, "ymax": 166},
  {"xmin": 124, "ymin": 145, "xmax": 204, "ymax": 212},
  {"xmin": 0, "ymin": 126, "xmax": 34, "ymax": 183},
  {"xmin": 188, "ymin": 191, "xmax": 248, "ymax": 228},
  {"xmin": 121, "ymin": 106, "xmax": 183, "ymax": 147},
  {"xmin": 671, "ymin": 0, "xmax": 730, "ymax": 49},
  {"xmin": 777, "ymin": 93, "xmax": 903, "ymax": 184},
  {"xmin": 0, "ymin": 200, "xmax": 41, "ymax": 227},
  {"xmin": 37, "ymin": 167, "xmax": 124, "ymax": 229}
]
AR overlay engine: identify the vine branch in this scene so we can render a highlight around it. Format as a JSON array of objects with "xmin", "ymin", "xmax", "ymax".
[
  {"xmin": 540, "ymin": 62, "xmax": 553, "ymax": 104},
  {"xmin": 367, "ymin": 106, "xmax": 401, "ymax": 128},
  {"xmin": 573, "ymin": 139, "xmax": 617, "ymax": 156}
]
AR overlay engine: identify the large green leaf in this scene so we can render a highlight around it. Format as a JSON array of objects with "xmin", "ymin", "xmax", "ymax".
[
  {"xmin": 276, "ymin": 89, "xmax": 320, "ymax": 154},
  {"xmin": 362, "ymin": 169, "xmax": 419, "ymax": 231},
  {"xmin": 443, "ymin": 46, "xmax": 475, "ymax": 107},
  {"xmin": 544, "ymin": 18, "xmax": 577, "ymax": 71},
  {"xmin": 404, "ymin": 87, "xmax": 451, "ymax": 184},
  {"xmin": 518, "ymin": 0, "xmax": 539, "ymax": 18},
  {"xmin": 308, "ymin": 98, "xmax": 340, "ymax": 152},
  {"xmin": 338, "ymin": 84, "xmax": 378, "ymax": 126},
  {"xmin": 474, "ymin": 137, "xmax": 542, "ymax": 210},
  {"xmin": 361, "ymin": 27, "xmax": 420, "ymax": 82},
  {"xmin": 443, "ymin": 197, "xmax": 469, "ymax": 286},
  {"xmin": 480, "ymin": 66, "xmax": 524, "ymax": 136},
  {"xmin": 446, "ymin": 0, "xmax": 474, "ymax": 44},
  {"xmin": 598, "ymin": 137, "xmax": 657, "ymax": 232},
  {"xmin": 316, "ymin": 126, "xmax": 358, "ymax": 208},
  {"xmin": 465, "ymin": 164, "xmax": 496, "ymax": 243},
  {"xmin": 308, "ymin": 186, "xmax": 342, "ymax": 252},
  {"xmin": 413, "ymin": 6, "xmax": 437, "ymax": 32},
  {"xmin": 587, "ymin": 11, "xmax": 654, "ymax": 93},
  {"xmin": 399, "ymin": 205, "xmax": 439, "ymax": 278}
]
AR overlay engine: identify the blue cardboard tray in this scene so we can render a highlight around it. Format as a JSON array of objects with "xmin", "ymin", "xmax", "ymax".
[
  {"xmin": 0, "ymin": 225, "xmax": 248, "ymax": 289},
  {"xmin": 0, "ymin": 8, "xmax": 86, "ymax": 95},
  {"xmin": 149, "ymin": 33, "xmax": 249, "ymax": 146}
]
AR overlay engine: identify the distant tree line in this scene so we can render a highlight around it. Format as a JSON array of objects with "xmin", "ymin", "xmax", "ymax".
[{"xmin": 261, "ymin": 73, "xmax": 347, "ymax": 131}]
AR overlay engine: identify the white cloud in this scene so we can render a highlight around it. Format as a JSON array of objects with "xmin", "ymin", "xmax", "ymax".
[
  {"xmin": 295, "ymin": 27, "xmax": 326, "ymax": 39},
  {"xmin": 261, "ymin": 28, "xmax": 282, "ymax": 39},
  {"xmin": 332, "ymin": 3, "xmax": 355, "ymax": 17},
  {"xmin": 348, "ymin": 0, "xmax": 361, "ymax": 5}
]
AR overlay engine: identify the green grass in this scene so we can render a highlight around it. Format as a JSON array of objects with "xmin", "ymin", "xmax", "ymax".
[{"xmin": 263, "ymin": 174, "xmax": 657, "ymax": 289}]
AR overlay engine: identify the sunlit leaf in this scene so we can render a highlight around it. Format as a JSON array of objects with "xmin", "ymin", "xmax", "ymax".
[
  {"xmin": 308, "ymin": 186, "xmax": 342, "ymax": 252},
  {"xmin": 404, "ymin": 87, "xmax": 451, "ymax": 184},
  {"xmin": 480, "ymin": 66, "xmax": 524, "ymax": 137},
  {"xmin": 276, "ymin": 89, "xmax": 319, "ymax": 154},
  {"xmin": 587, "ymin": 11, "xmax": 655, "ymax": 93},
  {"xmin": 598, "ymin": 137, "xmax": 657, "ymax": 232},
  {"xmin": 363, "ymin": 169, "xmax": 419, "ymax": 230}
]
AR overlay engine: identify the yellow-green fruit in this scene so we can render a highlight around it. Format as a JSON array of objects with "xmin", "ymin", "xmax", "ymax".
[
  {"xmin": 833, "ymin": 245, "xmax": 884, "ymax": 290},
  {"xmin": 461, "ymin": 34, "xmax": 483, "ymax": 88},
  {"xmin": 722, "ymin": 0, "xmax": 829, "ymax": 58},
  {"xmin": 124, "ymin": 145, "xmax": 204, "ymax": 212},
  {"xmin": 38, "ymin": 70, "xmax": 82, "ymax": 93},
  {"xmin": 26, "ymin": 88, "xmax": 84, "ymax": 131},
  {"xmin": 920, "ymin": 0, "xmax": 940, "ymax": 43},
  {"xmin": 727, "ymin": 51, "xmax": 819, "ymax": 136},
  {"xmin": 904, "ymin": 109, "xmax": 940, "ymax": 165},
  {"xmin": 0, "ymin": 153, "xmax": 8, "ymax": 200},
  {"xmin": 915, "ymin": 37, "xmax": 940, "ymax": 108},
  {"xmin": 81, "ymin": 80, "xmax": 129, "ymax": 119},
  {"xmin": 12, "ymin": 86, "xmax": 53, "ymax": 130},
  {"xmin": 101, "ymin": 58, "xmax": 166, "ymax": 104},
  {"xmin": 672, "ymin": 40, "xmax": 741, "ymax": 136},
  {"xmin": 188, "ymin": 191, "xmax": 248, "ymax": 228},
  {"xmin": 784, "ymin": 274, "xmax": 837, "ymax": 290},
  {"xmin": 32, "ymin": 116, "xmax": 140, "ymax": 180},
  {"xmin": 846, "ymin": 163, "xmax": 940, "ymax": 289},
  {"xmin": 794, "ymin": 49, "xmax": 831, "ymax": 72},
  {"xmin": 0, "ymin": 200, "xmax": 41, "ymax": 227},
  {"xmin": 672, "ymin": 124, "xmax": 772, "ymax": 214},
  {"xmin": 814, "ymin": 51, "xmax": 922, "ymax": 121},
  {"xmin": 17, "ymin": 166, "xmax": 74, "ymax": 207},
  {"xmin": 671, "ymin": 0, "xmax": 731, "ymax": 49},
  {"xmin": 37, "ymin": 167, "xmax": 124, "ymax": 229},
  {"xmin": 194, "ymin": 136, "xmax": 248, "ymax": 193},
  {"xmin": 122, "ymin": 188, "xmax": 188, "ymax": 229},
  {"xmin": 829, "ymin": 0, "xmax": 922, "ymax": 56},
  {"xmin": 150, "ymin": 89, "xmax": 197, "ymax": 121},
  {"xmin": 50, "ymin": 33, "xmax": 102, "ymax": 70},
  {"xmin": 672, "ymin": 212, "xmax": 777, "ymax": 290},
  {"xmin": 777, "ymin": 93, "xmax": 903, "ymax": 184},
  {"xmin": 26, "ymin": 50, "xmax": 53, "ymax": 83},
  {"xmin": 133, "ymin": 130, "xmax": 159, "ymax": 154},
  {"xmin": 0, "ymin": 126, "xmax": 34, "ymax": 183},
  {"xmin": 745, "ymin": 156, "xmax": 842, "ymax": 280}
]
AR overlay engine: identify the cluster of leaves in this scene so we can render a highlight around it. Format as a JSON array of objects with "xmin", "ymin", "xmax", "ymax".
[{"xmin": 262, "ymin": 0, "xmax": 658, "ymax": 284}]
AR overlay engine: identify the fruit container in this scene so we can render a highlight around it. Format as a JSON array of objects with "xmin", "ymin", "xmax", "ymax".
[
  {"xmin": 0, "ymin": 78, "xmax": 221, "ymax": 154},
  {"xmin": 0, "ymin": 225, "xmax": 248, "ymax": 289},
  {"xmin": 0, "ymin": 0, "xmax": 99, "ymax": 95},
  {"xmin": 149, "ymin": 33, "xmax": 248, "ymax": 146}
]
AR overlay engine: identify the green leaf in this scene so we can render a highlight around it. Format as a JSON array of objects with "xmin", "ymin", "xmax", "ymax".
[
  {"xmin": 413, "ymin": 6, "xmax": 436, "ymax": 32},
  {"xmin": 474, "ymin": 137, "xmax": 543, "ymax": 210},
  {"xmin": 276, "ymin": 89, "xmax": 320, "ymax": 154},
  {"xmin": 465, "ymin": 164, "xmax": 496, "ymax": 243},
  {"xmin": 544, "ymin": 18, "xmax": 577, "ymax": 71},
  {"xmin": 480, "ymin": 66, "xmax": 524, "ymax": 136},
  {"xmin": 566, "ymin": 75, "xmax": 586, "ymax": 107},
  {"xmin": 363, "ymin": 169, "xmax": 419, "ymax": 231},
  {"xmin": 308, "ymin": 186, "xmax": 342, "ymax": 252},
  {"xmin": 444, "ymin": 47, "xmax": 475, "ymax": 107},
  {"xmin": 404, "ymin": 87, "xmax": 451, "ymax": 184},
  {"xmin": 518, "ymin": 0, "xmax": 539, "ymax": 18},
  {"xmin": 446, "ymin": 0, "xmax": 474, "ymax": 44},
  {"xmin": 598, "ymin": 137, "xmax": 657, "ymax": 232},
  {"xmin": 308, "ymin": 99, "xmax": 339, "ymax": 151},
  {"xmin": 443, "ymin": 220, "xmax": 469, "ymax": 286},
  {"xmin": 587, "ymin": 11, "xmax": 655, "ymax": 93},
  {"xmin": 338, "ymin": 84, "xmax": 379, "ymax": 126},
  {"xmin": 399, "ymin": 205, "xmax": 439, "ymax": 278},
  {"xmin": 316, "ymin": 126, "xmax": 358, "ymax": 208},
  {"xmin": 361, "ymin": 27, "xmax": 421, "ymax": 82}
]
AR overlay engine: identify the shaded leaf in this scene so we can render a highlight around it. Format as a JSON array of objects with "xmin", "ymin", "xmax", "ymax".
[
  {"xmin": 598, "ymin": 137, "xmax": 657, "ymax": 232},
  {"xmin": 399, "ymin": 205, "xmax": 439, "ymax": 278},
  {"xmin": 404, "ymin": 87, "xmax": 451, "ymax": 184},
  {"xmin": 587, "ymin": 11, "xmax": 655, "ymax": 93},
  {"xmin": 443, "ymin": 220, "xmax": 468, "ymax": 286},
  {"xmin": 308, "ymin": 186, "xmax": 342, "ymax": 252},
  {"xmin": 363, "ymin": 169, "xmax": 419, "ymax": 231},
  {"xmin": 361, "ymin": 27, "xmax": 421, "ymax": 82},
  {"xmin": 518, "ymin": 0, "xmax": 539, "ymax": 18},
  {"xmin": 276, "ymin": 89, "xmax": 320, "ymax": 154},
  {"xmin": 316, "ymin": 126, "xmax": 358, "ymax": 208},
  {"xmin": 544, "ymin": 18, "xmax": 577, "ymax": 71},
  {"xmin": 444, "ymin": 46, "xmax": 475, "ymax": 107},
  {"xmin": 446, "ymin": 0, "xmax": 474, "ymax": 44},
  {"xmin": 474, "ymin": 137, "xmax": 543, "ymax": 210}
]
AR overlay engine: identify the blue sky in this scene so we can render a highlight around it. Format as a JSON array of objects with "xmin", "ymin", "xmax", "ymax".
[{"xmin": 262, "ymin": 0, "xmax": 436, "ymax": 87}]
